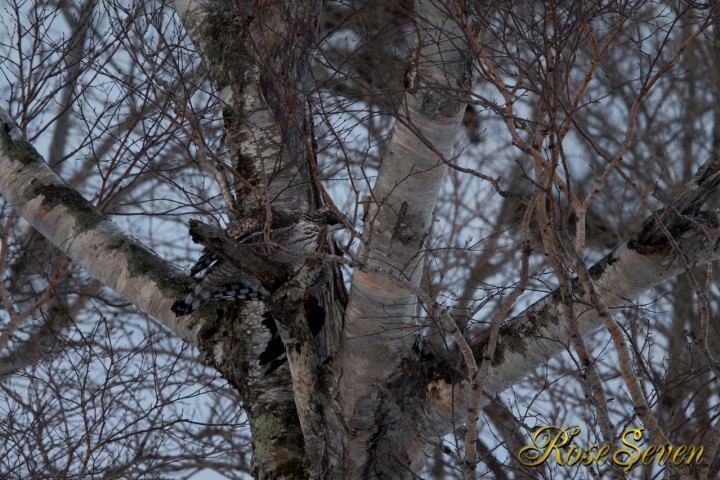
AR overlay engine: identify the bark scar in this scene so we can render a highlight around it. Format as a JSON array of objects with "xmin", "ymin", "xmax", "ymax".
[{"xmin": 392, "ymin": 201, "xmax": 416, "ymax": 245}]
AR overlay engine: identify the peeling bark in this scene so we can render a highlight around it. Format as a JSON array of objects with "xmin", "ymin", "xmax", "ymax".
[
  {"xmin": 330, "ymin": 0, "xmax": 472, "ymax": 476},
  {"xmin": 5, "ymin": 1, "xmax": 720, "ymax": 478}
]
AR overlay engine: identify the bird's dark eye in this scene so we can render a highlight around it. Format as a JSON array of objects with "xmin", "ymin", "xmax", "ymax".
[{"xmin": 325, "ymin": 211, "xmax": 341, "ymax": 225}]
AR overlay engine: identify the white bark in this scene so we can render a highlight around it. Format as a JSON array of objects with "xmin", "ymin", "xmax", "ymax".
[
  {"xmin": 173, "ymin": 1, "xmax": 330, "ymax": 477},
  {"xmin": 6, "ymin": 94, "xmax": 720, "ymax": 477},
  {"xmin": 5, "ymin": 1, "xmax": 719, "ymax": 478},
  {"xmin": 331, "ymin": 1, "xmax": 471, "ymax": 476},
  {"xmin": 173, "ymin": 0, "xmax": 318, "ymax": 211},
  {"xmin": 0, "ymin": 109, "xmax": 197, "ymax": 344},
  {"xmin": 486, "ymin": 234, "xmax": 718, "ymax": 398},
  {"xmin": 427, "ymin": 158, "xmax": 720, "ymax": 430}
]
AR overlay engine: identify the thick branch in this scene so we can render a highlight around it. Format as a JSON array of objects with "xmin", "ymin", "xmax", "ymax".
[
  {"xmin": 0, "ymin": 108, "xmax": 196, "ymax": 343},
  {"xmin": 634, "ymin": 156, "xmax": 720, "ymax": 246},
  {"xmin": 173, "ymin": 0, "xmax": 322, "ymax": 211},
  {"xmin": 331, "ymin": 0, "xmax": 472, "ymax": 476},
  {"xmin": 426, "ymin": 156, "xmax": 720, "ymax": 430},
  {"xmin": 188, "ymin": 219, "xmax": 291, "ymax": 288}
]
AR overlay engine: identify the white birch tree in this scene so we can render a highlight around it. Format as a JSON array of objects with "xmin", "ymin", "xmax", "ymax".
[{"xmin": 1, "ymin": 0, "xmax": 720, "ymax": 478}]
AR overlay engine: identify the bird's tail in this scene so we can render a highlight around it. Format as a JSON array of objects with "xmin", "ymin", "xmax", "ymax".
[{"xmin": 171, "ymin": 281, "xmax": 264, "ymax": 316}]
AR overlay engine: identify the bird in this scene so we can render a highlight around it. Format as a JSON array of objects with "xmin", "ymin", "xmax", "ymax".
[
  {"xmin": 258, "ymin": 291, "xmax": 327, "ymax": 375},
  {"xmin": 171, "ymin": 207, "xmax": 345, "ymax": 316},
  {"xmin": 171, "ymin": 207, "xmax": 344, "ymax": 374}
]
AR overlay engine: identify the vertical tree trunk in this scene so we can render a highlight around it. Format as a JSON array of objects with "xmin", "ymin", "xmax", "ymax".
[
  {"xmin": 330, "ymin": 1, "xmax": 471, "ymax": 476},
  {"xmin": 174, "ymin": 1, "xmax": 329, "ymax": 477}
]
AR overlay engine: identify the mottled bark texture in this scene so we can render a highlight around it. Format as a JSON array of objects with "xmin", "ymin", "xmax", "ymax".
[
  {"xmin": 5, "ymin": 95, "xmax": 720, "ymax": 480},
  {"xmin": 0, "ymin": 109, "xmax": 196, "ymax": 341},
  {"xmin": 173, "ymin": 1, "xmax": 330, "ymax": 478},
  {"xmin": 430, "ymin": 156, "xmax": 720, "ymax": 425},
  {"xmin": 5, "ymin": 0, "xmax": 720, "ymax": 477}
]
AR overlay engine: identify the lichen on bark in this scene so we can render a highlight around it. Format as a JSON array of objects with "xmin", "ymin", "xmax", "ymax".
[
  {"xmin": 201, "ymin": 4, "xmax": 253, "ymax": 92},
  {"xmin": 23, "ymin": 180, "xmax": 106, "ymax": 234},
  {"xmin": 0, "ymin": 119, "xmax": 42, "ymax": 165},
  {"xmin": 253, "ymin": 412, "xmax": 295, "ymax": 464},
  {"xmin": 271, "ymin": 458, "xmax": 305, "ymax": 480},
  {"xmin": 107, "ymin": 235, "xmax": 189, "ymax": 296}
]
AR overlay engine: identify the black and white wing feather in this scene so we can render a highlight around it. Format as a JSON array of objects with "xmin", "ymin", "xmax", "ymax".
[{"xmin": 171, "ymin": 207, "xmax": 343, "ymax": 316}]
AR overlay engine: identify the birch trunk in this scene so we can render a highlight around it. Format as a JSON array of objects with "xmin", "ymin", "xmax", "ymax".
[
  {"xmin": 329, "ymin": 1, "xmax": 471, "ymax": 476},
  {"xmin": 3, "ymin": 0, "xmax": 720, "ymax": 478},
  {"xmin": 174, "ymin": 1, "xmax": 329, "ymax": 477}
]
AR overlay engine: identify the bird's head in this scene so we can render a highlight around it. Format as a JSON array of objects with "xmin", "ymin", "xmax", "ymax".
[
  {"xmin": 322, "ymin": 209, "xmax": 343, "ymax": 228},
  {"xmin": 306, "ymin": 208, "xmax": 346, "ymax": 233}
]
